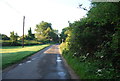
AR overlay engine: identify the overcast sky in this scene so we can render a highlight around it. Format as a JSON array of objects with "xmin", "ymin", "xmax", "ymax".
[{"xmin": 0, "ymin": 0, "xmax": 91, "ymax": 36}]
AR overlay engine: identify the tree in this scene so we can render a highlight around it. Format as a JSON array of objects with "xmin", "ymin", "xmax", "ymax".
[
  {"xmin": 35, "ymin": 21, "xmax": 58, "ymax": 42},
  {"xmin": 60, "ymin": 27, "xmax": 69, "ymax": 42},
  {"xmin": 35, "ymin": 21, "xmax": 52, "ymax": 35},
  {"xmin": 53, "ymin": 29, "xmax": 59, "ymax": 36},
  {"xmin": 49, "ymin": 30, "xmax": 59, "ymax": 42},
  {"xmin": 27, "ymin": 27, "xmax": 35, "ymax": 40},
  {"xmin": 35, "ymin": 21, "xmax": 52, "ymax": 40},
  {"xmin": 0, "ymin": 34, "xmax": 10, "ymax": 40},
  {"xmin": 44, "ymin": 27, "xmax": 52, "ymax": 39},
  {"xmin": 88, "ymin": 2, "xmax": 120, "ymax": 27},
  {"xmin": 10, "ymin": 31, "xmax": 18, "ymax": 43}
]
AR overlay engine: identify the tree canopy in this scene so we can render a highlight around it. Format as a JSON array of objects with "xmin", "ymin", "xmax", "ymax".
[{"xmin": 35, "ymin": 21, "xmax": 59, "ymax": 42}]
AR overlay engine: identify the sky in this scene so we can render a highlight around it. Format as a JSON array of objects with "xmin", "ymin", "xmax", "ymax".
[{"xmin": 0, "ymin": 0, "xmax": 91, "ymax": 36}]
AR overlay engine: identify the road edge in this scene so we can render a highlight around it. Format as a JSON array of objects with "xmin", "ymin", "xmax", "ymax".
[{"xmin": 58, "ymin": 46, "xmax": 80, "ymax": 79}]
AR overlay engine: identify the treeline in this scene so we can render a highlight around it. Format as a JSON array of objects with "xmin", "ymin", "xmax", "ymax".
[
  {"xmin": 60, "ymin": 2, "xmax": 120, "ymax": 79},
  {"xmin": 1, "ymin": 21, "xmax": 59, "ymax": 46}
]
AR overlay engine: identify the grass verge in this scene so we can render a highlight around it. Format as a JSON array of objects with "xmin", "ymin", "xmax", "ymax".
[
  {"xmin": 60, "ymin": 43, "xmax": 101, "ymax": 79},
  {"xmin": 62, "ymin": 53, "xmax": 99, "ymax": 79},
  {"xmin": 1, "ymin": 44, "xmax": 51, "ymax": 69}
]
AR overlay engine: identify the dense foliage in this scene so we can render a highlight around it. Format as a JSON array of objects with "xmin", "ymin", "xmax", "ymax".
[
  {"xmin": 35, "ymin": 21, "xmax": 59, "ymax": 42},
  {"xmin": 26, "ymin": 27, "xmax": 35, "ymax": 40},
  {"xmin": 9, "ymin": 31, "xmax": 19, "ymax": 45},
  {"xmin": 0, "ymin": 34, "xmax": 10, "ymax": 40},
  {"xmin": 60, "ymin": 2, "xmax": 120, "ymax": 79},
  {"xmin": 60, "ymin": 27, "xmax": 69, "ymax": 42}
]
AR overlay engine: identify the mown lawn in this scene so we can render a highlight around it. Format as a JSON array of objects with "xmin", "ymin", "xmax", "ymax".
[{"xmin": 0, "ymin": 44, "xmax": 51, "ymax": 69}]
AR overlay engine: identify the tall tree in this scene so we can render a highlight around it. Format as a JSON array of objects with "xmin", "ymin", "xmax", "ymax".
[
  {"xmin": 35, "ymin": 21, "xmax": 52, "ymax": 34},
  {"xmin": 35, "ymin": 21, "xmax": 52, "ymax": 40},
  {"xmin": 35, "ymin": 21, "xmax": 58, "ymax": 42},
  {"xmin": 27, "ymin": 27, "xmax": 35, "ymax": 40}
]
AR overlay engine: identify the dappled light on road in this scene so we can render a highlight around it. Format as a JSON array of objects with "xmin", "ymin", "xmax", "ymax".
[{"xmin": 44, "ymin": 45, "xmax": 59, "ymax": 54}]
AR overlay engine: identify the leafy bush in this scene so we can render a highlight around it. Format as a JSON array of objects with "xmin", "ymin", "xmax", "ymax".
[{"xmin": 60, "ymin": 2, "xmax": 120, "ymax": 79}]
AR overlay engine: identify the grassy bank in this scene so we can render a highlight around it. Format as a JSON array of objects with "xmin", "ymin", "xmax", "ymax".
[
  {"xmin": 59, "ymin": 43, "xmax": 114, "ymax": 79},
  {"xmin": 60, "ymin": 43, "xmax": 86, "ymax": 79},
  {"xmin": 1, "ymin": 44, "xmax": 51, "ymax": 69},
  {"xmin": 61, "ymin": 52, "xmax": 98, "ymax": 79}
]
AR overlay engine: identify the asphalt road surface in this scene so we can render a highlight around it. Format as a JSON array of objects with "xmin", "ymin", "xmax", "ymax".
[{"xmin": 2, "ymin": 44, "xmax": 71, "ymax": 79}]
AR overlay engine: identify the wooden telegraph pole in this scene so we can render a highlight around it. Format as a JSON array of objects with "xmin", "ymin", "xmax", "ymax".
[{"xmin": 22, "ymin": 16, "xmax": 25, "ymax": 48}]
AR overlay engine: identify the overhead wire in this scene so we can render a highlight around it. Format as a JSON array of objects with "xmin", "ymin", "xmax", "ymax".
[{"xmin": 1, "ymin": 0, "xmax": 23, "ymax": 16}]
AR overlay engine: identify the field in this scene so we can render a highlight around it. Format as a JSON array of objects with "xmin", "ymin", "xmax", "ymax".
[{"xmin": 0, "ymin": 44, "xmax": 51, "ymax": 69}]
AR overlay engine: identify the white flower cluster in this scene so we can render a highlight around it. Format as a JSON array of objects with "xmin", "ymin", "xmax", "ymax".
[
  {"xmin": 97, "ymin": 69, "xmax": 102, "ymax": 72},
  {"xmin": 96, "ymin": 69, "xmax": 102, "ymax": 76},
  {"xmin": 100, "ymin": 56, "xmax": 104, "ymax": 58},
  {"xmin": 73, "ymin": 52, "xmax": 77, "ymax": 57},
  {"xmin": 86, "ymin": 53, "xmax": 89, "ymax": 56}
]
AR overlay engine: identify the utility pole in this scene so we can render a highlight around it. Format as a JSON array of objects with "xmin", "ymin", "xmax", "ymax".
[{"xmin": 22, "ymin": 16, "xmax": 25, "ymax": 48}]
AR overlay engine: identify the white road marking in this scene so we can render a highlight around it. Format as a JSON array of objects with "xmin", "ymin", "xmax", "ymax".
[
  {"xmin": 58, "ymin": 72, "xmax": 66, "ymax": 76},
  {"xmin": 57, "ymin": 59, "xmax": 62, "ymax": 62},
  {"xmin": 56, "ymin": 56, "xmax": 62, "ymax": 62},
  {"xmin": 26, "ymin": 60, "xmax": 31, "ymax": 63},
  {"xmin": 19, "ymin": 63, "xmax": 23, "ymax": 66},
  {"xmin": 57, "ymin": 57, "xmax": 61, "ymax": 60},
  {"xmin": 31, "ymin": 58, "xmax": 36, "ymax": 60}
]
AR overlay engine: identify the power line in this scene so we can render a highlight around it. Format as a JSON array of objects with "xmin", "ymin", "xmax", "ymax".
[
  {"xmin": 1, "ymin": 0, "xmax": 23, "ymax": 15},
  {"xmin": 1, "ymin": 0, "xmax": 26, "ymax": 48}
]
